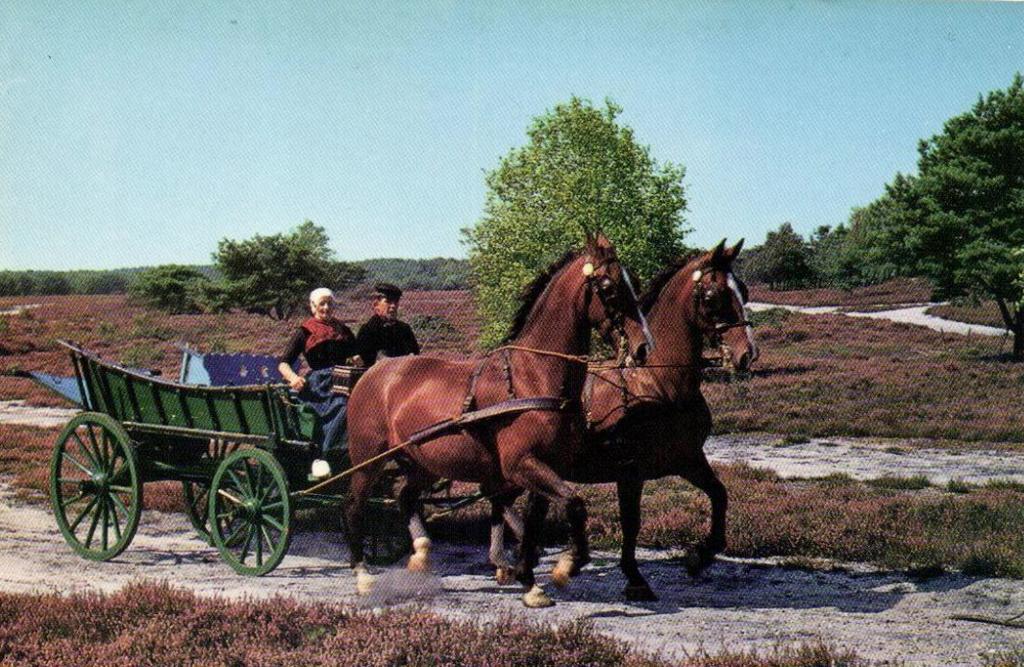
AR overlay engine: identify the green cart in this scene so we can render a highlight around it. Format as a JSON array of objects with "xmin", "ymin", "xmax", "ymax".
[{"xmin": 37, "ymin": 341, "xmax": 421, "ymax": 576}]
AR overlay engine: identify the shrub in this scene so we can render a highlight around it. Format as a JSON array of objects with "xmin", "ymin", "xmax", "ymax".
[{"xmin": 128, "ymin": 265, "xmax": 210, "ymax": 314}]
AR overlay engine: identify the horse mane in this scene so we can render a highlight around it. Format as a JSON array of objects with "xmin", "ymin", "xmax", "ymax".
[
  {"xmin": 638, "ymin": 249, "xmax": 706, "ymax": 313},
  {"xmin": 502, "ymin": 250, "xmax": 579, "ymax": 344}
]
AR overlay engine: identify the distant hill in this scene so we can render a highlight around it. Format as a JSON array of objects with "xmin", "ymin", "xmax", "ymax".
[{"xmin": 354, "ymin": 257, "xmax": 470, "ymax": 291}]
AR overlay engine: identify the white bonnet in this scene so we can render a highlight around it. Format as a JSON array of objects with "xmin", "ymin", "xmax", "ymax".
[{"xmin": 309, "ymin": 287, "xmax": 335, "ymax": 303}]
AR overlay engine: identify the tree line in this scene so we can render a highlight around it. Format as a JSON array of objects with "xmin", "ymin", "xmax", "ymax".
[
  {"xmin": 742, "ymin": 74, "xmax": 1024, "ymax": 357},
  {"xmin": 0, "ymin": 249, "xmax": 471, "ymax": 300}
]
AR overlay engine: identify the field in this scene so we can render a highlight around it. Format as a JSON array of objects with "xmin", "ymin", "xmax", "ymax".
[{"xmin": 3, "ymin": 288, "xmax": 1024, "ymax": 663}]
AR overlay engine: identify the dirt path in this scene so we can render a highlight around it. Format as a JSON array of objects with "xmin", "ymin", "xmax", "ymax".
[
  {"xmin": 748, "ymin": 302, "xmax": 1008, "ymax": 337},
  {"xmin": 1, "ymin": 480, "xmax": 1021, "ymax": 665}
]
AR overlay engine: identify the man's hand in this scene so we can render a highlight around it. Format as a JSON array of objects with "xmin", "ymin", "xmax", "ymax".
[{"xmin": 288, "ymin": 375, "xmax": 306, "ymax": 391}]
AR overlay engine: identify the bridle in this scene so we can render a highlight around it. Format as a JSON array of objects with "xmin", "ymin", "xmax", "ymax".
[
  {"xmin": 691, "ymin": 264, "xmax": 753, "ymax": 345},
  {"xmin": 583, "ymin": 254, "xmax": 652, "ymax": 366}
]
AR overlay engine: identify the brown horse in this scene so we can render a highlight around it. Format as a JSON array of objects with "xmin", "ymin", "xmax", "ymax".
[
  {"xmin": 489, "ymin": 239, "xmax": 756, "ymax": 601},
  {"xmin": 343, "ymin": 232, "xmax": 652, "ymax": 607}
]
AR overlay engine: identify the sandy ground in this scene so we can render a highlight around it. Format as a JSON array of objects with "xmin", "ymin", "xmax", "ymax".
[
  {"xmin": 748, "ymin": 301, "xmax": 1009, "ymax": 337},
  {"xmin": 4, "ymin": 401, "xmax": 1024, "ymax": 664},
  {"xmin": 2, "ymin": 479, "xmax": 1024, "ymax": 666}
]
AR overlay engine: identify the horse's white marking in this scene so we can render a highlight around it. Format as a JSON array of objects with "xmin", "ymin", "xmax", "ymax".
[{"xmin": 727, "ymin": 273, "xmax": 757, "ymax": 358}]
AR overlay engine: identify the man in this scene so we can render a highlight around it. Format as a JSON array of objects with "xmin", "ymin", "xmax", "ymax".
[{"xmin": 356, "ymin": 282, "xmax": 420, "ymax": 366}]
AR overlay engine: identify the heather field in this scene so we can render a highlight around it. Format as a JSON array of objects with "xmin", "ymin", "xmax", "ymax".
[
  {"xmin": 746, "ymin": 277, "xmax": 933, "ymax": 308},
  {"xmin": 706, "ymin": 309, "xmax": 1023, "ymax": 443},
  {"xmin": 0, "ymin": 292, "xmax": 479, "ymax": 405},
  {"xmin": 0, "ymin": 582, "xmax": 872, "ymax": 667},
  {"xmin": 928, "ymin": 301, "xmax": 1007, "ymax": 329}
]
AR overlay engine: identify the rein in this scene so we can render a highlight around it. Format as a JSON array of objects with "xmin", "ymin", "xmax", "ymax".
[{"xmin": 496, "ymin": 344, "xmax": 590, "ymax": 364}]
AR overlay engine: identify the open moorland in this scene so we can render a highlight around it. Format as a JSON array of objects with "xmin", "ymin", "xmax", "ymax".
[{"xmin": 3, "ymin": 287, "xmax": 1024, "ymax": 664}]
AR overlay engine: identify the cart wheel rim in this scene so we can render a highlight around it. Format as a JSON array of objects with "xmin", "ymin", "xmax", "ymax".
[
  {"xmin": 209, "ymin": 448, "xmax": 292, "ymax": 576},
  {"xmin": 50, "ymin": 412, "xmax": 142, "ymax": 561},
  {"xmin": 182, "ymin": 481, "xmax": 212, "ymax": 544},
  {"xmin": 182, "ymin": 439, "xmax": 239, "ymax": 544}
]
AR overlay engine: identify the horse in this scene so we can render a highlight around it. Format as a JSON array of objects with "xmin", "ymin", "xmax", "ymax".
[
  {"xmin": 343, "ymin": 232, "xmax": 654, "ymax": 607},
  {"xmin": 487, "ymin": 239, "xmax": 757, "ymax": 601}
]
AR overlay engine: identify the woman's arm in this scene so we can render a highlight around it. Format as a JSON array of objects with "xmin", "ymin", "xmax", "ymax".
[{"xmin": 278, "ymin": 329, "xmax": 308, "ymax": 391}]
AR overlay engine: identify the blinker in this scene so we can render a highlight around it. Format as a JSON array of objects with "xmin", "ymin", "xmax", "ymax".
[
  {"xmin": 582, "ymin": 262, "xmax": 595, "ymax": 277},
  {"xmin": 692, "ymin": 270, "xmax": 703, "ymax": 282}
]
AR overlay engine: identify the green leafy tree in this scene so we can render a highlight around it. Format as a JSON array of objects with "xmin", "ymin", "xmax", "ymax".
[
  {"xmin": 857, "ymin": 74, "xmax": 1024, "ymax": 358},
  {"xmin": 742, "ymin": 223, "xmax": 812, "ymax": 290},
  {"xmin": 214, "ymin": 221, "xmax": 365, "ymax": 320},
  {"xmin": 462, "ymin": 97, "xmax": 689, "ymax": 347},
  {"xmin": 129, "ymin": 265, "xmax": 210, "ymax": 314}
]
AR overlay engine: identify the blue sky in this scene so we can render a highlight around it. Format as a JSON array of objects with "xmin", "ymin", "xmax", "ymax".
[{"xmin": 1, "ymin": 1, "xmax": 1022, "ymax": 270}]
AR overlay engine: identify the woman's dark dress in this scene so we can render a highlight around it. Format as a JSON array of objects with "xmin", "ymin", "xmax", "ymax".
[{"xmin": 278, "ymin": 317, "xmax": 357, "ymax": 455}]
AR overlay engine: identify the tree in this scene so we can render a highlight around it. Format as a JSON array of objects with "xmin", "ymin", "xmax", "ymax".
[
  {"xmin": 462, "ymin": 97, "xmax": 690, "ymax": 346},
  {"xmin": 213, "ymin": 221, "xmax": 365, "ymax": 320},
  {"xmin": 742, "ymin": 223, "xmax": 812, "ymax": 290},
  {"xmin": 129, "ymin": 265, "xmax": 210, "ymax": 314},
  {"xmin": 858, "ymin": 74, "xmax": 1024, "ymax": 358}
]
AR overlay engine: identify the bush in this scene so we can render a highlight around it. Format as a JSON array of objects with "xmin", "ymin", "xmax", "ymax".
[
  {"xmin": 214, "ymin": 221, "xmax": 365, "ymax": 320},
  {"xmin": 128, "ymin": 265, "xmax": 210, "ymax": 314}
]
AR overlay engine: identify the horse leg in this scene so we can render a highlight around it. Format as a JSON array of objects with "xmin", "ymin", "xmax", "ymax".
[
  {"xmin": 488, "ymin": 488, "xmax": 522, "ymax": 585},
  {"xmin": 397, "ymin": 477, "xmax": 432, "ymax": 573},
  {"xmin": 616, "ymin": 474, "xmax": 656, "ymax": 601},
  {"xmin": 510, "ymin": 455, "xmax": 590, "ymax": 593},
  {"xmin": 343, "ymin": 466, "xmax": 379, "ymax": 595},
  {"xmin": 679, "ymin": 455, "xmax": 728, "ymax": 577},
  {"xmin": 515, "ymin": 491, "xmax": 554, "ymax": 608}
]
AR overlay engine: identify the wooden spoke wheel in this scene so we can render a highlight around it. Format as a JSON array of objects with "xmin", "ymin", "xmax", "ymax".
[
  {"xmin": 182, "ymin": 439, "xmax": 240, "ymax": 544},
  {"xmin": 209, "ymin": 448, "xmax": 292, "ymax": 576},
  {"xmin": 50, "ymin": 412, "xmax": 142, "ymax": 561}
]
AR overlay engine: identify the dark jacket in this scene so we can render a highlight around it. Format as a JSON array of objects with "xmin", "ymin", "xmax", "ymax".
[{"xmin": 356, "ymin": 315, "xmax": 420, "ymax": 366}]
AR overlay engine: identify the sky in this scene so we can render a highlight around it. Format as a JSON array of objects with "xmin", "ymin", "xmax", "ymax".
[{"xmin": 1, "ymin": 1, "xmax": 1022, "ymax": 270}]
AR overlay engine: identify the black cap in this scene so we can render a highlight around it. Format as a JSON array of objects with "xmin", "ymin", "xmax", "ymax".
[{"xmin": 373, "ymin": 282, "xmax": 403, "ymax": 301}]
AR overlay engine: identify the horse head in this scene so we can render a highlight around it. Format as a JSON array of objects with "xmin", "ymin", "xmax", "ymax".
[
  {"xmin": 581, "ymin": 232, "xmax": 655, "ymax": 366},
  {"xmin": 690, "ymin": 239, "xmax": 758, "ymax": 372}
]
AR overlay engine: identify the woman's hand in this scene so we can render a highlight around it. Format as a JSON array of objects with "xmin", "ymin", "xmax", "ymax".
[{"xmin": 288, "ymin": 374, "xmax": 306, "ymax": 391}]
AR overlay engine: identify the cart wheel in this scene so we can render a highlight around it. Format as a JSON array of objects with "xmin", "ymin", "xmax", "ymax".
[
  {"xmin": 50, "ymin": 412, "xmax": 142, "ymax": 561},
  {"xmin": 209, "ymin": 448, "xmax": 292, "ymax": 576},
  {"xmin": 364, "ymin": 498, "xmax": 412, "ymax": 566},
  {"xmin": 182, "ymin": 439, "xmax": 239, "ymax": 544}
]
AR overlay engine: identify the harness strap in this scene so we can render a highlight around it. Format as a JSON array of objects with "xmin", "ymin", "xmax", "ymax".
[
  {"xmin": 298, "ymin": 396, "xmax": 571, "ymax": 495},
  {"xmin": 461, "ymin": 356, "xmax": 489, "ymax": 413},
  {"xmin": 501, "ymin": 348, "xmax": 516, "ymax": 399}
]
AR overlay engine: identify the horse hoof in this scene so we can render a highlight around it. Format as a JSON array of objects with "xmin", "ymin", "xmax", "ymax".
[
  {"xmin": 355, "ymin": 566, "xmax": 376, "ymax": 596},
  {"xmin": 550, "ymin": 554, "xmax": 575, "ymax": 589},
  {"xmin": 684, "ymin": 548, "xmax": 714, "ymax": 577},
  {"xmin": 624, "ymin": 584, "xmax": 658, "ymax": 602},
  {"xmin": 495, "ymin": 567, "xmax": 516, "ymax": 586},
  {"xmin": 522, "ymin": 584, "xmax": 555, "ymax": 608},
  {"xmin": 407, "ymin": 537, "xmax": 432, "ymax": 573}
]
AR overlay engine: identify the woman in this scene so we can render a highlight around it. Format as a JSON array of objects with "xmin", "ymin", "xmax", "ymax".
[{"xmin": 278, "ymin": 287, "xmax": 358, "ymax": 479}]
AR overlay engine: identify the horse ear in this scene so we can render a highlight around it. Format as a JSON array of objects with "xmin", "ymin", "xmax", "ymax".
[
  {"xmin": 728, "ymin": 238, "xmax": 745, "ymax": 259},
  {"xmin": 583, "ymin": 229, "xmax": 596, "ymax": 254},
  {"xmin": 711, "ymin": 239, "xmax": 727, "ymax": 263}
]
